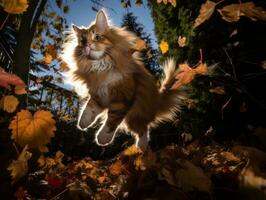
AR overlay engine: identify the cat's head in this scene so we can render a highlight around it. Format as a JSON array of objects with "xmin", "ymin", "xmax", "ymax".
[{"xmin": 72, "ymin": 10, "xmax": 111, "ymax": 60}]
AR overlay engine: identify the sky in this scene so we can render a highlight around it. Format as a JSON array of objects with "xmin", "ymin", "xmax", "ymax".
[{"xmin": 66, "ymin": 0, "xmax": 158, "ymax": 47}]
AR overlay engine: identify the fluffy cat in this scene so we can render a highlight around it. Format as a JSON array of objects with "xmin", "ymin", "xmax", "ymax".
[{"xmin": 61, "ymin": 10, "xmax": 186, "ymax": 150}]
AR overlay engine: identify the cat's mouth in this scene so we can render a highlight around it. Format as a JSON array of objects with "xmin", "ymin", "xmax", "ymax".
[{"xmin": 83, "ymin": 46, "xmax": 105, "ymax": 60}]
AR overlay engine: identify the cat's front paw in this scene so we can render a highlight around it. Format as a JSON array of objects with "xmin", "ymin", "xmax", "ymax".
[{"xmin": 95, "ymin": 125, "xmax": 116, "ymax": 146}]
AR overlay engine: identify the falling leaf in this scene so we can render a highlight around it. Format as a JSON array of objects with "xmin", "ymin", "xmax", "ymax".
[
  {"xmin": 2, "ymin": 0, "xmax": 29, "ymax": 14},
  {"xmin": 135, "ymin": 39, "xmax": 147, "ymax": 50},
  {"xmin": 209, "ymin": 86, "xmax": 225, "ymax": 95},
  {"xmin": 218, "ymin": 4, "xmax": 241, "ymax": 22},
  {"xmin": 0, "ymin": 95, "xmax": 19, "ymax": 113},
  {"xmin": 7, "ymin": 145, "xmax": 32, "ymax": 184},
  {"xmin": 194, "ymin": 0, "xmax": 217, "ymax": 28},
  {"xmin": 171, "ymin": 63, "xmax": 208, "ymax": 90},
  {"xmin": 123, "ymin": 145, "xmax": 143, "ymax": 156},
  {"xmin": 160, "ymin": 40, "xmax": 169, "ymax": 54},
  {"xmin": 40, "ymin": 53, "xmax": 53, "ymax": 65},
  {"xmin": 0, "ymin": 68, "xmax": 25, "ymax": 90},
  {"xmin": 109, "ymin": 160, "xmax": 123, "ymax": 176},
  {"xmin": 9, "ymin": 110, "xmax": 56, "ymax": 151},
  {"xmin": 178, "ymin": 36, "xmax": 187, "ymax": 47},
  {"xmin": 15, "ymin": 86, "xmax": 27, "ymax": 95}
]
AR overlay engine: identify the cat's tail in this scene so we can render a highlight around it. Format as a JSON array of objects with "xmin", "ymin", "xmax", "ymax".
[{"xmin": 151, "ymin": 58, "xmax": 188, "ymax": 127}]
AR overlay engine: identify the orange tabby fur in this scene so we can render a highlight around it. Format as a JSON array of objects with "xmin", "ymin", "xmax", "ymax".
[{"xmin": 61, "ymin": 10, "xmax": 186, "ymax": 150}]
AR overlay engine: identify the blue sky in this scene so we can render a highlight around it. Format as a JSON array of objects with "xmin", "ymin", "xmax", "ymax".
[{"xmin": 66, "ymin": 0, "xmax": 158, "ymax": 47}]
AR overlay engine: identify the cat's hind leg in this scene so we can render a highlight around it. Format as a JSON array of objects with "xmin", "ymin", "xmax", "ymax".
[
  {"xmin": 77, "ymin": 97, "xmax": 104, "ymax": 130},
  {"xmin": 96, "ymin": 103, "xmax": 126, "ymax": 146}
]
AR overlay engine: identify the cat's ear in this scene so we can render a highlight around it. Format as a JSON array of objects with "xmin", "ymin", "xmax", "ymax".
[
  {"xmin": 72, "ymin": 24, "xmax": 80, "ymax": 33},
  {"xmin": 95, "ymin": 10, "xmax": 108, "ymax": 32}
]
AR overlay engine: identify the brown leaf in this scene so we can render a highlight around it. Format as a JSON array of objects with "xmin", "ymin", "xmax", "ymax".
[
  {"xmin": 240, "ymin": 2, "xmax": 266, "ymax": 21},
  {"xmin": 135, "ymin": 39, "xmax": 147, "ymax": 50},
  {"xmin": 194, "ymin": 0, "xmax": 217, "ymax": 28},
  {"xmin": 218, "ymin": 4, "xmax": 241, "ymax": 23},
  {"xmin": 109, "ymin": 160, "xmax": 123, "ymax": 176},
  {"xmin": 177, "ymin": 36, "xmax": 187, "ymax": 47},
  {"xmin": 209, "ymin": 86, "xmax": 225, "ymax": 95},
  {"xmin": 1, "ymin": 95, "xmax": 19, "ymax": 113},
  {"xmin": 15, "ymin": 86, "xmax": 27, "ymax": 95}
]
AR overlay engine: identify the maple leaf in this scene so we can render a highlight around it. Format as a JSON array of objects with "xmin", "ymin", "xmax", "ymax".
[
  {"xmin": 15, "ymin": 86, "xmax": 27, "ymax": 95},
  {"xmin": 2, "ymin": 0, "xmax": 29, "ymax": 14},
  {"xmin": 9, "ymin": 110, "xmax": 56, "ymax": 151},
  {"xmin": 123, "ymin": 145, "xmax": 143, "ymax": 156},
  {"xmin": 7, "ymin": 145, "xmax": 32, "ymax": 184},
  {"xmin": 159, "ymin": 40, "xmax": 169, "ymax": 54},
  {"xmin": 0, "ymin": 95, "xmax": 19, "ymax": 113},
  {"xmin": 171, "ymin": 63, "xmax": 208, "ymax": 90},
  {"xmin": 0, "ymin": 68, "xmax": 25, "ymax": 90},
  {"xmin": 194, "ymin": 0, "xmax": 217, "ymax": 28},
  {"xmin": 109, "ymin": 160, "xmax": 123, "ymax": 176}
]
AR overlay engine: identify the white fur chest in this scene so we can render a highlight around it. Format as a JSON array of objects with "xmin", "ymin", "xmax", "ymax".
[{"xmin": 90, "ymin": 58, "xmax": 113, "ymax": 72}]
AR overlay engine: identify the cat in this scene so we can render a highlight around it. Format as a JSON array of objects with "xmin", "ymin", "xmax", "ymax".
[{"xmin": 61, "ymin": 10, "xmax": 186, "ymax": 150}]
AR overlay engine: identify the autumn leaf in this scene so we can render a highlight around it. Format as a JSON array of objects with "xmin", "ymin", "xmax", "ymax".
[
  {"xmin": 171, "ymin": 63, "xmax": 208, "ymax": 90},
  {"xmin": 209, "ymin": 86, "xmax": 225, "ymax": 95},
  {"xmin": 160, "ymin": 40, "xmax": 169, "ymax": 54},
  {"xmin": 9, "ymin": 110, "xmax": 56, "ymax": 151},
  {"xmin": 7, "ymin": 145, "xmax": 32, "ymax": 184},
  {"xmin": 109, "ymin": 160, "xmax": 123, "ymax": 176},
  {"xmin": 40, "ymin": 52, "xmax": 53, "ymax": 65},
  {"xmin": 134, "ymin": 155, "xmax": 146, "ymax": 171},
  {"xmin": 2, "ymin": 0, "xmax": 29, "ymax": 14},
  {"xmin": 0, "ymin": 95, "xmax": 19, "ymax": 113},
  {"xmin": 123, "ymin": 145, "xmax": 143, "ymax": 156},
  {"xmin": 15, "ymin": 86, "xmax": 27, "ymax": 95},
  {"xmin": 217, "ymin": 4, "xmax": 241, "ymax": 23},
  {"xmin": 60, "ymin": 62, "xmax": 69, "ymax": 71},
  {"xmin": 0, "ymin": 68, "xmax": 26, "ymax": 90},
  {"xmin": 178, "ymin": 36, "xmax": 187, "ymax": 47},
  {"xmin": 194, "ymin": 0, "xmax": 217, "ymax": 28},
  {"xmin": 135, "ymin": 39, "xmax": 147, "ymax": 50},
  {"xmin": 157, "ymin": 0, "xmax": 176, "ymax": 7}
]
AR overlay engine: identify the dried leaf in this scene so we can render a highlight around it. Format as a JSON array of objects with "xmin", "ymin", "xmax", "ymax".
[
  {"xmin": 240, "ymin": 2, "xmax": 266, "ymax": 21},
  {"xmin": 218, "ymin": 4, "xmax": 241, "ymax": 22},
  {"xmin": 0, "ymin": 68, "xmax": 25, "ymax": 90},
  {"xmin": 171, "ymin": 63, "xmax": 208, "ymax": 90},
  {"xmin": 209, "ymin": 86, "xmax": 225, "ymax": 95},
  {"xmin": 109, "ymin": 160, "xmax": 123, "ymax": 176},
  {"xmin": 7, "ymin": 145, "xmax": 32, "ymax": 184},
  {"xmin": 159, "ymin": 40, "xmax": 169, "ymax": 54},
  {"xmin": 177, "ymin": 36, "xmax": 187, "ymax": 47},
  {"xmin": 2, "ymin": 0, "xmax": 28, "ymax": 14},
  {"xmin": 123, "ymin": 145, "xmax": 143, "ymax": 156},
  {"xmin": 15, "ymin": 86, "xmax": 27, "ymax": 95},
  {"xmin": 9, "ymin": 110, "xmax": 56, "ymax": 151},
  {"xmin": 1, "ymin": 95, "xmax": 19, "ymax": 113},
  {"xmin": 194, "ymin": 0, "xmax": 217, "ymax": 28},
  {"xmin": 40, "ymin": 53, "xmax": 53, "ymax": 64}
]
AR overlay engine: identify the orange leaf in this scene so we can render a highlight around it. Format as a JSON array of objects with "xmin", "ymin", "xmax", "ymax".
[
  {"xmin": 0, "ymin": 95, "xmax": 19, "ymax": 113},
  {"xmin": 60, "ymin": 62, "xmax": 69, "ymax": 71},
  {"xmin": 9, "ymin": 110, "xmax": 56, "ymax": 151},
  {"xmin": 160, "ymin": 40, "xmax": 169, "ymax": 54},
  {"xmin": 40, "ymin": 53, "xmax": 53, "ymax": 65},
  {"xmin": 109, "ymin": 160, "xmax": 123, "ymax": 176},
  {"xmin": 135, "ymin": 39, "xmax": 147, "ymax": 50},
  {"xmin": 15, "ymin": 86, "xmax": 27, "ymax": 95},
  {"xmin": 194, "ymin": 0, "xmax": 217, "ymax": 28},
  {"xmin": 217, "ymin": 4, "xmax": 241, "ymax": 23},
  {"xmin": 123, "ymin": 145, "xmax": 143, "ymax": 156},
  {"xmin": 2, "ymin": 0, "xmax": 29, "ymax": 14}
]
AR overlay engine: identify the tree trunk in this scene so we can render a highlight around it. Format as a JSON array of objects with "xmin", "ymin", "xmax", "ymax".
[{"xmin": 12, "ymin": 0, "xmax": 47, "ymax": 109}]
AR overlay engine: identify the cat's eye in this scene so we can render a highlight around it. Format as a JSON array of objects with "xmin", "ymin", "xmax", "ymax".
[{"xmin": 94, "ymin": 34, "xmax": 101, "ymax": 41}]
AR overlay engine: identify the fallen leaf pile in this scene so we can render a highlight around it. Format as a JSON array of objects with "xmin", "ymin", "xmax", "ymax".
[{"xmin": 10, "ymin": 141, "xmax": 266, "ymax": 200}]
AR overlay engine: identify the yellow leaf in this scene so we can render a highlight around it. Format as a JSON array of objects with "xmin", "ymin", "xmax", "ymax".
[
  {"xmin": 178, "ymin": 36, "xmax": 187, "ymax": 47},
  {"xmin": 123, "ymin": 145, "xmax": 143, "ymax": 156},
  {"xmin": 9, "ymin": 110, "xmax": 56, "ymax": 151},
  {"xmin": 1, "ymin": 95, "xmax": 19, "ymax": 113},
  {"xmin": 7, "ymin": 145, "xmax": 32, "ymax": 184},
  {"xmin": 2, "ymin": 0, "xmax": 28, "ymax": 14},
  {"xmin": 109, "ymin": 160, "xmax": 123, "ymax": 176},
  {"xmin": 15, "ymin": 86, "xmax": 27, "ymax": 95},
  {"xmin": 134, "ymin": 155, "xmax": 146, "ymax": 171},
  {"xmin": 194, "ymin": 0, "xmax": 217, "ymax": 28},
  {"xmin": 160, "ymin": 40, "xmax": 169, "ymax": 54}
]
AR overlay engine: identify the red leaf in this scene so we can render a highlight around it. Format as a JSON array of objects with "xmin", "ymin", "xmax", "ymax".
[{"xmin": 0, "ymin": 68, "xmax": 25, "ymax": 90}]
